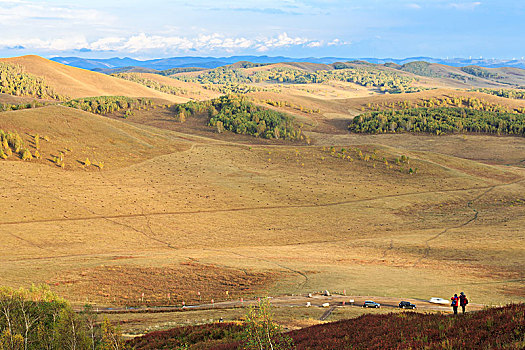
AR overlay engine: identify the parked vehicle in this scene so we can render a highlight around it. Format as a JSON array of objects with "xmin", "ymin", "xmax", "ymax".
[
  {"xmin": 363, "ymin": 300, "xmax": 380, "ymax": 308},
  {"xmin": 399, "ymin": 301, "xmax": 416, "ymax": 309},
  {"xmin": 429, "ymin": 297, "xmax": 449, "ymax": 305}
]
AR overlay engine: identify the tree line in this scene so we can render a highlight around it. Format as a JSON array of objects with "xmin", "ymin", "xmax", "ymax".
[
  {"xmin": 63, "ymin": 96, "xmax": 153, "ymax": 115},
  {"xmin": 0, "ymin": 101, "xmax": 51, "ymax": 113},
  {"xmin": 202, "ymin": 83, "xmax": 263, "ymax": 94},
  {"xmin": 471, "ymin": 88, "xmax": 525, "ymax": 100},
  {"xmin": 363, "ymin": 96, "xmax": 525, "ymax": 114},
  {"xmin": 398, "ymin": 61, "xmax": 468, "ymax": 81},
  {"xmin": 260, "ymin": 99, "xmax": 320, "ymax": 114},
  {"xmin": 461, "ymin": 66, "xmax": 503, "ymax": 79},
  {"xmin": 350, "ymin": 107, "xmax": 525, "ymax": 136}
]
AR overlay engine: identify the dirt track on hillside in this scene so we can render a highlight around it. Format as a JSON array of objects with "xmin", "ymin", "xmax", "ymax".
[{"xmin": 1, "ymin": 179, "xmax": 522, "ymax": 228}]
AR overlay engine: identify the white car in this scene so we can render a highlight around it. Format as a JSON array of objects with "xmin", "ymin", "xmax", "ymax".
[{"xmin": 429, "ymin": 297, "xmax": 449, "ymax": 305}]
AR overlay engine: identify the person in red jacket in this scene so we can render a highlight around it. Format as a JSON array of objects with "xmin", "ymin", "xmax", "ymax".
[
  {"xmin": 459, "ymin": 292, "xmax": 468, "ymax": 313},
  {"xmin": 451, "ymin": 294, "xmax": 459, "ymax": 314}
]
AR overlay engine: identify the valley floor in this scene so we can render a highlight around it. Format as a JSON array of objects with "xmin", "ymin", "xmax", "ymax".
[{"xmin": 1, "ymin": 132, "xmax": 523, "ymax": 312}]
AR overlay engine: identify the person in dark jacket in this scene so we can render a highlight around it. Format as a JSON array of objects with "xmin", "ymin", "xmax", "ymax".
[
  {"xmin": 459, "ymin": 292, "xmax": 468, "ymax": 313},
  {"xmin": 451, "ymin": 294, "xmax": 459, "ymax": 314}
]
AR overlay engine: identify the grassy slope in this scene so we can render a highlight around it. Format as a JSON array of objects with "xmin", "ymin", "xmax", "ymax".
[
  {"xmin": 0, "ymin": 56, "xmax": 524, "ymax": 321},
  {"xmin": 0, "ymin": 105, "xmax": 190, "ymax": 169},
  {"xmin": 137, "ymin": 72, "xmax": 221, "ymax": 100},
  {"xmin": 0, "ymin": 55, "xmax": 184, "ymax": 101},
  {"xmin": 0, "ymin": 130, "xmax": 523, "ymax": 306}
]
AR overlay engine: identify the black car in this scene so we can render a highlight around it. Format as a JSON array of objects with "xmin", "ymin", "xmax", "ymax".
[
  {"xmin": 363, "ymin": 300, "xmax": 380, "ymax": 308},
  {"xmin": 399, "ymin": 301, "xmax": 416, "ymax": 309}
]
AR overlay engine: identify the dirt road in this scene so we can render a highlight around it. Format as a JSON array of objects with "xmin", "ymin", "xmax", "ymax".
[{"xmin": 83, "ymin": 293, "xmax": 484, "ymax": 315}]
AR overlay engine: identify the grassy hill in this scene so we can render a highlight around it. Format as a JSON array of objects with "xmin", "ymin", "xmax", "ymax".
[
  {"xmin": 0, "ymin": 55, "xmax": 185, "ymax": 101},
  {"xmin": 1, "ymin": 54, "xmax": 524, "ymax": 336},
  {"xmin": 0, "ymin": 104, "xmax": 189, "ymax": 169},
  {"xmin": 113, "ymin": 72, "xmax": 219, "ymax": 101},
  {"xmin": 397, "ymin": 61, "xmax": 525, "ymax": 88}
]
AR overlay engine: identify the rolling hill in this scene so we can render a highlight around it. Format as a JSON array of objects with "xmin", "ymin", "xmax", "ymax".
[
  {"xmin": 0, "ymin": 53, "xmax": 524, "ymax": 338},
  {"xmin": 0, "ymin": 104, "xmax": 190, "ymax": 169},
  {"xmin": 0, "ymin": 55, "xmax": 187, "ymax": 102}
]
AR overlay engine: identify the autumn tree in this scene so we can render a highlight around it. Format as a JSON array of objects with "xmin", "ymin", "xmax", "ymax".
[{"xmin": 242, "ymin": 299, "xmax": 294, "ymax": 350}]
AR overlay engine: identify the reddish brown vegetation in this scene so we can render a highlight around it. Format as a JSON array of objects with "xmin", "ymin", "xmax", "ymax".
[
  {"xmin": 51, "ymin": 262, "xmax": 278, "ymax": 306},
  {"xmin": 284, "ymin": 303, "xmax": 525, "ymax": 349},
  {"xmin": 128, "ymin": 304, "xmax": 525, "ymax": 349},
  {"xmin": 127, "ymin": 323, "xmax": 245, "ymax": 350}
]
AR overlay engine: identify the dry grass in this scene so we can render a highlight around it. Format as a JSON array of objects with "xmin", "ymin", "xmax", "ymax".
[
  {"xmin": 0, "ymin": 132, "xmax": 523, "ymax": 309},
  {"xmin": 0, "ymin": 105, "xmax": 190, "ymax": 169},
  {"xmin": 137, "ymin": 73, "xmax": 221, "ymax": 101},
  {"xmin": 49, "ymin": 261, "xmax": 280, "ymax": 306},
  {"xmin": 0, "ymin": 62, "xmax": 524, "ymax": 332},
  {"xmin": 0, "ymin": 55, "xmax": 183, "ymax": 101}
]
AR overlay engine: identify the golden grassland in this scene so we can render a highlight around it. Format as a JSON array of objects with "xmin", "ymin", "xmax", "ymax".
[
  {"xmin": 0, "ymin": 105, "xmax": 190, "ymax": 169},
  {"xmin": 136, "ymin": 73, "xmax": 221, "ymax": 101},
  {"xmin": 0, "ymin": 124, "xmax": 523, "ymax": 308},
  {"xmin": 0, "ymin": 57, "xmax": 524, "ymax": 333},
  {"xmin": 0, "ymin": 55, "xmax": 183, "ymax": 101}
]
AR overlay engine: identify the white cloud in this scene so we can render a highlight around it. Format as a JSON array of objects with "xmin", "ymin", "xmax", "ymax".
[
  {"xmin": 0, "ymin": 1, "xmax": 115, "ymax": 26},
  {"xmin": 448, "ymin": 2, "xmax": 481, "ymax": 10},
  {"xmin": 406, "ymin": 3, "xmax": 421, "ymax": 9},
  {"xmin": 307, "ymin": 41, "xmax": 323, "ymax": 48},
  {"xmin": 0, "ymin": 32, "xmax": 347, "ymax": 54},
  {"xmin": 255, "ymin": 33, "xmax": 309, "ymax": 51},
  {"xmin": 327, "ymin": 39, "xmax": 350, "ymax": 46},
  {"xmin": 89, "ymin": 37, "xmax": 125, "ymax": 51}
]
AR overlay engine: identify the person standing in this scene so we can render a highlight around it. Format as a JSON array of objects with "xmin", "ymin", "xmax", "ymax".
[
  {"xmin": 459, "ymin": 292, "xmax": 468, "ymax": 313},
  {"xmin": 451, "ymin": 294, "xmax": 459, "ymax": 315}
]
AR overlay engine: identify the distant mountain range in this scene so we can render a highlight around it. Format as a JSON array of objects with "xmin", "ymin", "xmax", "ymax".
[{"xmin": 50, "ymin": 56, "xmax": 525, "ymax": 71}]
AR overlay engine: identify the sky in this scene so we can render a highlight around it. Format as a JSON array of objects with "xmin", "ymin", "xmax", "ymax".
[{"xmin": 0, "ymin": 0, "xmax": 523, "ymax": 59}]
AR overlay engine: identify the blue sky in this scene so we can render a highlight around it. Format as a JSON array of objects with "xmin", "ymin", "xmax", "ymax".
[{"xmin": 0, "ymin": 0, "xmax": 523, "ymax": 59}]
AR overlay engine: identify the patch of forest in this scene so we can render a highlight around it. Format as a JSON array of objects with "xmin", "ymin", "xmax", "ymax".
[
  {"xmin": 202, "ymin": 83, "xmax": 264, "ymax": 94},
  {"xmin": 159, "ymin": 67, "xmax": 207, "ymax": 76},
  {"xmin": 461, "ymin": 66, "xmax": 503, "ymax": 79},
  {"xmin": 471, "ymin": 88, "xmax": 525, "ymax": 100},
  {"xmin": 173, "ymin": 66, "xmax": 427, "ymax": 93},
  {"xmin": 362, "ymin": 96, "xmax": 525, "ymax": 114},
  {"xmin": 0, "ymin": 62, "xmax": 66, "ymax": 100},
  {"xmin": 0, "ymin": 285, "xmax": 126, "ymax": 350},
  {"xmin": 0, "ymin": 100, "xmax": 53, "ymax": 112},
  {"xmin": 173, "ymin": 95, "xmax": 305, "ymax": 140},
  {"xmin": 350, "ymin": 107, "xmax": 525, "ymax": 136},
  {"xmin": 63, "ymin": 96, "xmax": 154, "ymax": 116},
  {"xmin": 398, "ymin": 61, "xmax": 467, "ymax": 81}
]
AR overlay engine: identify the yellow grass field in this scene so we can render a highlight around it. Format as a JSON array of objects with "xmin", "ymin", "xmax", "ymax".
[
  {"xmin": 0, "ymin": 55, "xmax": 184, "ymax": 102},
  {"xmin": 0, "ymin": 57, "xmax": 524, "ymax": 332},
  {"xmin": 1, "ymin": 108, "xmax": 523, "ymax": 307}
]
